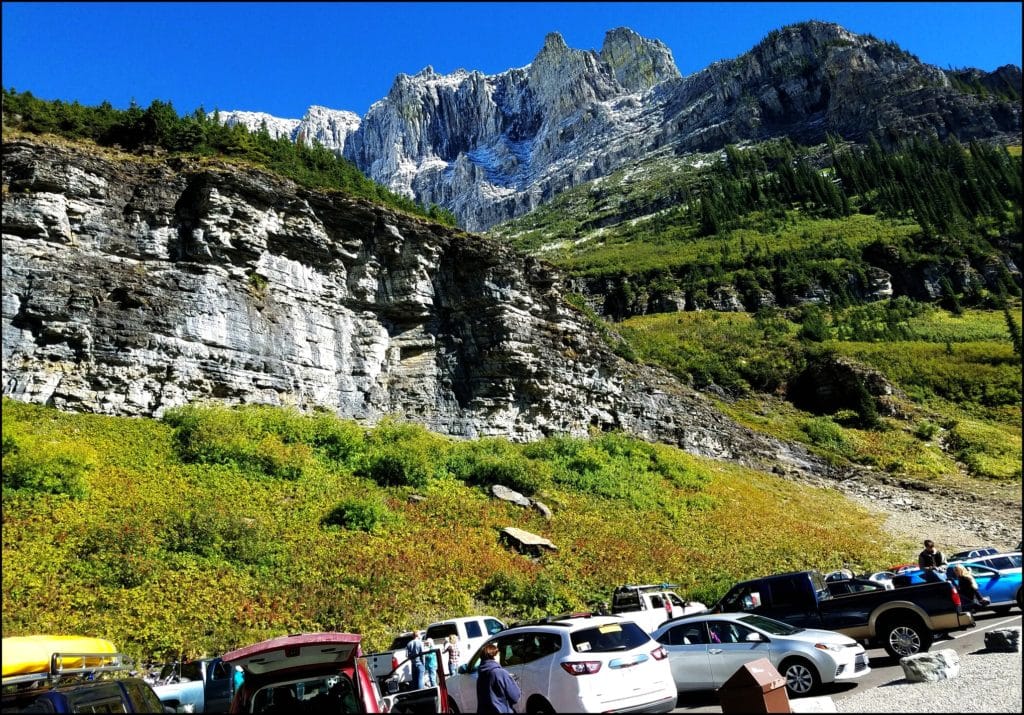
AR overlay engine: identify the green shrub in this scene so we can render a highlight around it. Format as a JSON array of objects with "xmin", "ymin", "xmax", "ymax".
[
  {"xmin": 1, "ymin": 430, "xmax": 93, "ymax": 498},
  {"xmin": 321, "ymin": 496, "xmax": 394, "ymax": 533},
  {"xmin": 800, "ymin": 417, "xmax": 850, "ymax": 453},
  {"xmin": 356, "ymin": 419, "xmax": 447, "ymax": 488},
  {"xmin": 447, "ymin": 439, "xmax": 549, "ymax": 495}
]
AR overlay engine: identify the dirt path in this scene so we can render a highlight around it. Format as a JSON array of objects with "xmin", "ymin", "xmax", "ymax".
[{"xmin": 834, "ymin": 473, "xmax": 1021, "ymax": 556}]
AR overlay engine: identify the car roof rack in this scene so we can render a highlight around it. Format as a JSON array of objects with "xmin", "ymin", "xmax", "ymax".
[
  {"xmin": 2, "ymin": 651, "xmax": 130, "ymax": 689},
  {"xmin": 510, "ymin": 612, "xmax": 595, "ymax": 628},
  {"xmin": 614, "ymin": 583, "xmax": 679, "ymax": 593}
]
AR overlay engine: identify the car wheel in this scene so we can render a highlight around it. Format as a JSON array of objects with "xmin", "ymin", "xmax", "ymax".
[
  {"xmin": 780, "ymin": 657, "xmax": 820, "ymax": 697},
  {"xmin": 526, "ymin": 696, "xmax": 555, "ymax": 714},
  {"xmin": 881, "ymin": 618, "xmax": 932, "ymax": 659}
]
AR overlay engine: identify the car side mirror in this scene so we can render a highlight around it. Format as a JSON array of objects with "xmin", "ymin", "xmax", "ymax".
[
  {"xmin": 457, "ymin": 665, "xmax": 468, "ymax": 674},
  {"xmin": 745, "ymin": 632, "xmax": 763, "ymax": 642}
]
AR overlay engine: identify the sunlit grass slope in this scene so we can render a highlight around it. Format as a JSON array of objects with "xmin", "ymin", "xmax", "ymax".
[{"xmin": 2, "ymin": 399, "xmax": 904, "ymax": 663}]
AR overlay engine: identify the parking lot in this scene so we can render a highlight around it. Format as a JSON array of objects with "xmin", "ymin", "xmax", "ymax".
[{"xmin": 671, "ymin": 610, "xmax": 1023, "ymax": 713}]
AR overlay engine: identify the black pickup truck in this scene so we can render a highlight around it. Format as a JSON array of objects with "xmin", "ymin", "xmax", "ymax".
[{"xmin": 712, "ymin": 569, "xmax": 974, "ymax": 658}]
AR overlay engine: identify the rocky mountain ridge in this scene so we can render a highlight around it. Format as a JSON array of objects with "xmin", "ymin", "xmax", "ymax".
[
  {"xmin": 220, "ymin": 21, "xmax": 1021, "ymax": 231},
  {"xmin": 2, "ymin": 135, "xmax": 835, "ymax": 480}
]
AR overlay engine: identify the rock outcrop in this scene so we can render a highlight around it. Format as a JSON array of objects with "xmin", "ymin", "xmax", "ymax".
[
  {"xmin": 1, "ymin": 136, "xmax": 829, "ymax": 478},
  {"xmin": 222, "ymin": 22, "xmax": 1020, "ymax": 231}
]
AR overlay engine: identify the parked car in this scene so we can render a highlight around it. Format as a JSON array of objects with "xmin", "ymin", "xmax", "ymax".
[
  {"xmin": 151, "ymin": 656, "xmax": 233, "ymax": 713},
  {"xmin": 445, "ymin": 613, "xmax": 677, "ymax": 714},
  {"xmin": 949, "ymin": 546, "xmax": 1000, "ymax": 561},
  {"xmin": 712, "ymin": 569, "xmax": 973, "ymax": 658},
  {"xmin": 826, "ymin": 578, "xmax": 888, "ymax": 597},
  {"xmin": 651, "ymin": 612, "xmax": 870, "ymax": 698},
  {"xmin": 364, "ymin": 631, "xmax": 416, "ymax": 692},
  {"xmin": 221, "ymin": 632, "xmax": 446, "ymax": 713},
  {"xmin": 608, "ymin": 583, "xmax": 707, "ymax": 633},
  {"xmin": 895, "ymin": 551, "xmax": 1021, "ymax": 613},
  {"xmin": 424, "ymin": 615, "xmax": 507, "ymax": 675},
  {"xmin": 1, "ymin": 635, "xmax": 170, "ymax": 713}
]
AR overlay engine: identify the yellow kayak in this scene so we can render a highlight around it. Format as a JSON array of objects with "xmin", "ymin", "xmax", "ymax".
[{"xmin": 2, "ymin": 635, "xmax": 119, "ymax": 679}]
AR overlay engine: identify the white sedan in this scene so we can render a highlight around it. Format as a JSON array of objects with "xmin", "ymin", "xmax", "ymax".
[{"xmin": 651, "ymin": 612, "xmax": 870, "ymax": 698}]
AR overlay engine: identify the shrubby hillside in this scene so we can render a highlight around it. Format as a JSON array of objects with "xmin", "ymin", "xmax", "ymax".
[{"xmin": 2, "ymin": 398, "xmax": 905, "ymax": 662}]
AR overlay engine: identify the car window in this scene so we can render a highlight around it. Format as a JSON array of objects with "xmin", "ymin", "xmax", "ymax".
[
  {"xmin": 570, "ymin": 622, "xmax": 650, "ymax": 653},
  {"xmin": 123, "ymin": 679, "xmax": 165, "ymax": 713},
  {"xmin": 986, "ymin": 556, "xmax": 1017, "ymax": 570},
  {"xmin": 667, "ymin": 593, "xmax": 687, "ymax": 608},
  {"xmin": 707, "ymin": 621, "xmax": 754, "ymax": 644},
  {"xmin": 2, "ymin": 693, "xmax": 58, "ymax": 713},
  {"xmin": 66, "ymin": 683, "xmax": 128, "ymax": 713},
  {"xmin": 659, "ymin": 623, "xmax": 709, "ymax": 646},
  {"xmin": 465, "ymin": 621, "xmax": 483, "ymax": 639},
  {"xmin": 738, "ymin": 614, "xmax": 801, "ymax": 635},
  {"xmin": 484, "ymin": 618, "xmax": 505, "ymax": 635},
  {"xmin": 515, "ymin": 633, "xmax": 561, "ymax": 665},
  {"xmin": 719, "ymin": 584, "xmax": 762, "ymax": 612},
  {"xmin": 649, "ymin": 594, "xmax": 665, "ymax": 609},
  {"xmin": 426, "ymin": 624, "xmax": 457, "ymax": 641},
  {"xmin": 612, "ymin": 590, "xmax": 642, "ymax": 612},
  {"xmin": 388, "ymin": 634, "xmax": 415, "ymax": 650},
  {"xmin": 212, "ymin": 661, "xmax": 231, "ymax": 680},
  {"xmin": 180, "ymin": 660, "xmax": 203, "ymax": 682},
  {"xmin": 769, "ymin": 576, "xmax": 805, "ymax": 608}
]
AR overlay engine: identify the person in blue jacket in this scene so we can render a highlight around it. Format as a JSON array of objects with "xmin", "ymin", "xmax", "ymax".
[{"xmin": 475, "ymin": 643, "xmax": 520, "ymax": 714}]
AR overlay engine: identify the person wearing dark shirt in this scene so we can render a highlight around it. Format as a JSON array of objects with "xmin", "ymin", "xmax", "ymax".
[
  {"xmin": 918, "ymin": 539, "xmax": 947, "ymax": 582},
  {"xmin": 475, "ymin": 643, "xmax": 520, "ymax": 714}
]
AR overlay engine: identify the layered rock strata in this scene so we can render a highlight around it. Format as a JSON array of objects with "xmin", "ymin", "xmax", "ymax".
[{"xmin": 2, "ymin": 136, "xmax": 825, "ymax": 476}]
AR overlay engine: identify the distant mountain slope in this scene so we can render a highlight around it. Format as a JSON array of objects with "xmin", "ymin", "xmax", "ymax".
[{"xmin": 222, "ymin": 21, "xmax": 1021, "ymax": 230}]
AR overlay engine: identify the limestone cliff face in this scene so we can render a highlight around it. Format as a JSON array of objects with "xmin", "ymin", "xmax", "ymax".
[
  {"xmin": 2, "ymin": 136, "xmax": 821, "ymax": 474},
  {"xmin": 224, "ymin": 22, "xmax": 1020, "ymax": 232}
]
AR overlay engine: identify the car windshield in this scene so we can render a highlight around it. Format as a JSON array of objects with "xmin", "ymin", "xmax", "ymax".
[
  {"xmin": 737, "ymin": 614, "xmax": 803, "ymax": 635},
  {"xmin": 570, "ymin": 622, "xmax": 650, "ymax": 652}
]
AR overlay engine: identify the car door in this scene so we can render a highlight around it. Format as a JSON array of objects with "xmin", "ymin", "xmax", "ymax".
[
  {"xmin": 655, "ymin": 622, "xmax": 714, "ymax": 691},
  {"xmin": 707, "ymin": 620, "xmax": 771, "ymax": 687},
  {"xmin": 450, "ymin": 633, "xmax": 526, "ymax": 713},
  {"xmin": 966, "ymin": 564, "xmax": 1008, "ymax": 603},
  {"xmin": 206, "ymin": 658, "xmax": 234, "ymax": 712},
  {"xmin": 513, "ymin": 631, "xmax": 561, "ymax": 708}
]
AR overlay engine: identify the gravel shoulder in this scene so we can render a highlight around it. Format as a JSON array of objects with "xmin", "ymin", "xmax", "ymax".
[{"xmin": 835, "ymin": 647, "xmax": 1022, "ymax": 713}]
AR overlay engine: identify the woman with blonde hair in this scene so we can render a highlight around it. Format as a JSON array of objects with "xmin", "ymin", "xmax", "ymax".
[
  {"xmin": 441, "ymin": 634, "xmax": 460, "ymax": 675},
  {"xmin": 953, "ymin": 564, "xmax": 990, "ymax": 611}
]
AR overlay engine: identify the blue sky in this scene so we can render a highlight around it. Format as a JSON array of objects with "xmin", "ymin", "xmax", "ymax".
[{"xmin": 3, "ymin": 2, "xmax": 1022, "ymax": 119}]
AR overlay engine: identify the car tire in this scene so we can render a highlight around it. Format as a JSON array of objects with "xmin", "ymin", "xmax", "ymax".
[
  {"xmin": 526, "ymin": 696, "xmax": 556, "ymax": 714},
  {"xmin": 881, "ymin": 618, "xmax": 932, "ymax": 659},
  {"xmin": 780, "ymin": 657, "xmax": 820, "ymax": 697}
]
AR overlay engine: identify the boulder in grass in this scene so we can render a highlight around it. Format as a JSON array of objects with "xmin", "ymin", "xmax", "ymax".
[
  {"xmin": 984, "ymin": 628, "xmax": 1021, "ymax": 652},
  {"xmin": 491, "ymin": 484, "xmax": 532, "ymax": 507},
  {"xmin": 899, "ymin": 649, "xmax": 960, "ymax": 682}
]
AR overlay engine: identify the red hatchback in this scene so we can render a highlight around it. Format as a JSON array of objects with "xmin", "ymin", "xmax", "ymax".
[{"xmin": 222, "ymin": 632, "xmax": 447, "ymax": 714}]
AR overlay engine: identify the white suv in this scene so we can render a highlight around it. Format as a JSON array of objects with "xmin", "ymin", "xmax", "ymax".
[{"xmin": 445, "ymin": 613, "xmax": 677, "ymax": 713}]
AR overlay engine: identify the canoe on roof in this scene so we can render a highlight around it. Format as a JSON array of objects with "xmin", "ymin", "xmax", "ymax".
[{"xmin": 2, "ymin": 635, "xmax": 119, "ymax": 679}]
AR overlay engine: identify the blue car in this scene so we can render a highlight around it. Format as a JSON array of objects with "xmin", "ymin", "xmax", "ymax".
[{"xmin": 894, "ymin": 552, "xmax": 1021, "ymax": 614}]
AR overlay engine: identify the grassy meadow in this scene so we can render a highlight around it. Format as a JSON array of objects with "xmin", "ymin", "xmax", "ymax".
[{"xmin": 2, "ymin": 398, "xmax": 907, "ymax": 663}]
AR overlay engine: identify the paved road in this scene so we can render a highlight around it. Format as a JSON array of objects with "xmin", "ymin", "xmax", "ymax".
[{"xmin": 671, "ymin": 610, "xmax": 1023, "ymax": 713}]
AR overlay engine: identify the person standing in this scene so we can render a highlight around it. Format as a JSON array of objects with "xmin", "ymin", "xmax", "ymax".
[
  {"xmin": 405, "ymin": 630, "xmax": 425, "ymax": 689},
  {"xmin": 441, "ymin": 634, "xmax": 460, "ymax": 676},
  {"xmin": 918, "ymin": 539, "xmax": 947, "ymax": 582},
  {"xmin": 422, "ymin": 638, "xmax": 439, "ymax": 687},
  {"xmin": 475, "ymin": 643, "xmax": 520, "ymax": 714}
]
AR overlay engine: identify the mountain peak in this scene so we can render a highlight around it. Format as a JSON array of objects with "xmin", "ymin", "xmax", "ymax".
[{"xmin": 600, "ymin": 26, "xmax": 680, "ymax": 91}]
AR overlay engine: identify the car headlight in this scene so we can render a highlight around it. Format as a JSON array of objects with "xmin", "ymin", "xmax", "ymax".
[{"xmin": 814, "ymin": 643, "xmax": 843, "ymax": 653}]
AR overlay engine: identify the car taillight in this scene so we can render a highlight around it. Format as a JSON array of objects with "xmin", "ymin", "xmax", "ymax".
[
  {"xmin": 560, "ymin": 661, "xmax": 602, "ymax": 675},
  {"xmin": 650, "ymin": 646, "xmax": 668, "ymax": 660},
  {"xmin": 950, "ymin": 586, "xmax": 961, "ymax": 608},
  {"xmin": 391, "ymin": 655, "xmax": 399, "ymax": 670}
]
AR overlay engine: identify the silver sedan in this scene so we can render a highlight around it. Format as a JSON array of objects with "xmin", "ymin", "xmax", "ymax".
[{"xmin": 651, "ymin": 612, "xmax": 870, "ymax": 698}]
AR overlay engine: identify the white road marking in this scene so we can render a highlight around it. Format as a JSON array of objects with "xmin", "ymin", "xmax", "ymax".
[{"xmin": 947, "ymin": 613, "xmax": 1022, "ymax": 638}]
